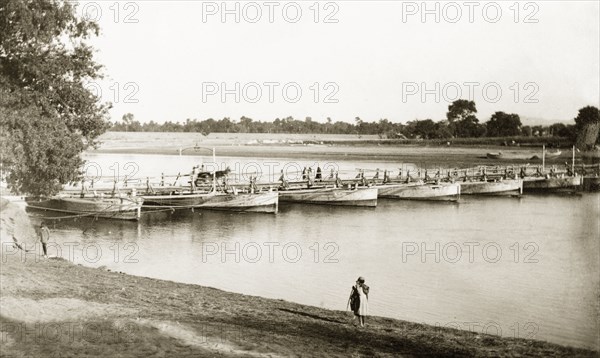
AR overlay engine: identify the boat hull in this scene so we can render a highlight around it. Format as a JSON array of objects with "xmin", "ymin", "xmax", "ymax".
[
  {"xmin": 278, "ymin": 187, "xmax": 377, "ymax": 207},
  {"xmin": 142, "ymin": 191, "xmax": 278, "ymax": 214},
  {"xmin": 460, "ymin": 179, "xmax": 523, "ymax": 195},
  {"xmin": 142, "ymin": 192, "xmax": 214, "ymax": 207},
  {"xmin": 376, "ymin": 183, "xmax": 460, "ymax": 201},
  {"xmin": 522, "ymin": 176, "xmax": 583, "ymax": 192},
  {"xmin": 201, "ymin": 191, "xmax": 278, "ymax": 213},
  {"xmin": 26, "ymin": 196, "xmax": 143, "ymax": 220}
]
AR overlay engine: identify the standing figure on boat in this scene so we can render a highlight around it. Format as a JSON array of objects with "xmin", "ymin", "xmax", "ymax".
[
  {"xmin": 190, "ymin": 165, "xmax": 198, "ymax": 192},
  {"xmin": 535, "ymin": 165, "xmax": 543, "ymax": 177},
  {"xmin": 335, "ymin": 172, "xmax": 343, "ymax": 188},
  {"xmin": 306, "ymin": 171, "xmax": 314, "ymax": 189},
  {"xmin": 360, "ymin": 170, "xmax": 367, "ymax": 186},
  {"xmin": 519, "ymin": 167, "xmax": 526, "ymax": 179},
  {"xmin": 565, "ymin": 162, "xmax": 573, "ymax": 176},
  {"xmin": 249, "ymin": 176, "xmax": 258, "ymax": 194},
  {"xmin": 315, "ymin": 166, "xmax": 322, "ymax": 181},
  {"xmin": 278, "ymin": 170, "xmax": 289, "ymax": 189},
  {"xmin": 383, "ymin": 170, "xmax": 390, "ymax": 184}
]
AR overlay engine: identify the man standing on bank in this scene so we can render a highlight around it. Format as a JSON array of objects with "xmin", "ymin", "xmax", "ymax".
[
  {"xmin": 348, "ymin": 276, "xmax": 369, "ymax": 327},
  {"xmin": 38, "ymin": 222, "xmax": 50, "ymax": 258}
]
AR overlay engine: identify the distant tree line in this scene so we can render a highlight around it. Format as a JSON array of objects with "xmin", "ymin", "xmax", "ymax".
[{"xmin": 112, "ymin": 100, "xmax": 599, "ymax": 145}]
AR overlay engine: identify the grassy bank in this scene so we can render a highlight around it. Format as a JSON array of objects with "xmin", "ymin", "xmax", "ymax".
[
  {"xmin": 1, "ymin": 193, "xmax": 598, "ymax": 357},
  {"xmin": 1, "ymin": 249, "xmax": 597, "ymax": 357}
]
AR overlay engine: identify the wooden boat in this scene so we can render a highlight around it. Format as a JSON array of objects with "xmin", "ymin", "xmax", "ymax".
[
  {"xmin": 26, "ymin": 194, "xmax": 143, "ymax": 220},
  {"xmin": 522, "ymin": 176, "xmax": 583, "ymax": 192},
  {"xmin": 142, "ymin": 190, "xmax": 278, "ymax": 214},
  {"xmin": 375, "ymin": 182, "xmax": 460, "ymax": 201},
  {"xmin": 460, "ymin": 179, "xmax": 523, "ymax": 195},
  {"xmin": 277, "ymin": 187, "xmax": 377, "ymax": 207},
  {"xmin": 486, "ymin": 152, "xmax": 503, "ymax": 159},
  {"xmin": 545, "ymin": 150, "xmax": 562, "ymax": 158}
]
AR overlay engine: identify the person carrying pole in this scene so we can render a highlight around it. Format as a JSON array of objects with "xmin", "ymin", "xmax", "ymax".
[{"xmin": 37, "ymin": 222, "xmax": 50, "ymax": 258}]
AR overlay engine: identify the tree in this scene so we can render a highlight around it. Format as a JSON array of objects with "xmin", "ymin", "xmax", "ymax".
[
  {"xmin": 239, "ymin": 116, "xmax": 253, "ymax": 133},
  {"xmin": 454, "ymin": 116, "xmax": 485, "ymax": 138},
  {"xmin": 434, "ymin": 121, "xmax": 453, "ymax": 139},
  {"xmin": 447, "ymin": 99, "xmax": 477, "ymax": 123},
  {"xmin": 574, "ymin": 106, "xmax": 600, "ymax": 149},
  {"xmin": 548, "ymin": 123, "xmax": 566, "ymax": 137},
  {"xmin": 122, "ymin": 113, "xmax": 135, "ymax": 132},
  {"xmin": 0, "ymin": 0, "xmax": 109, "ymax": 196},
  {"xmin": 486, "ymin": 112, "xmax": 522, "ymax": 137},
  {"xmin": 404, "ymin": 119, "xmax": 437, "ymax": 139},
  {"xmin": 446, "ymin": 100, "xmax": 479, "ymax": 137}
]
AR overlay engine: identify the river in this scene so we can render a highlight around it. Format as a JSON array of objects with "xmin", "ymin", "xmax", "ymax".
[{"xmin": 30, "ymin": 150, "xmax": 600, "ymax": 350}]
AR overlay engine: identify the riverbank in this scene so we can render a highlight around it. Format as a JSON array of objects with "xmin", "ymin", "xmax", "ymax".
[
  {"xmin": 1, "ymin": 249, "xmax": 597, "ymax": 357},
  {"xmin": 1, "ymin": 197, "xmax": 598, "ymax": 357},
  {"xmin": 91, "ymin": 131, "xmax": 599, "ymax": 168}
]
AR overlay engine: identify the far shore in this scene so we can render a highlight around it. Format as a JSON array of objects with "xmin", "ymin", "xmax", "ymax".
[
  {"xmin": 89, "ymin": 131, "xmax": 599, "ymax": 168},
  {"xmin": 91, "ymin": 144, "xmax": 583, "ymax": 169}
]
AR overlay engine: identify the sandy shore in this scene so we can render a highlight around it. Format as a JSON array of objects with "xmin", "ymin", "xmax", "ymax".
[
  {"xmin": 93, "ymin": 144, "xmax": 579, "ymax": 169},
  {"xmin": 1, "ymin": 198, "xmax": 597, "ymax": 357}
]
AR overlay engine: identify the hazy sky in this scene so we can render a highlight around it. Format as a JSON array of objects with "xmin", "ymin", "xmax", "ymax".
[{"xmin": 81, "ymin": 0, "xmax": 600, "ymax": 124}]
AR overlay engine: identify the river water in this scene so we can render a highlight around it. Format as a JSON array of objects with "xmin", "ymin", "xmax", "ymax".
[{"xmin": 30, "ymin": 151, "xmax": 599, "ymax": 350}]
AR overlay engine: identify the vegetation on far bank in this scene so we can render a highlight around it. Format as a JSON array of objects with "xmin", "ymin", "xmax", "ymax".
[
  {"xmin": 111, "ymin": 102, "xmax": 600, "ymax": 150},
  {"xmin": 319, "ymin": 136, "xmax": 574, "ymax": 148}
]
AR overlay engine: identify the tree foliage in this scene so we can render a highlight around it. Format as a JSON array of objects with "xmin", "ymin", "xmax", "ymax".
[
  {"xmin": 0, "ymin": 0, "xmax": 110, "ymax": 196},
  {"xmin": 403, "ymin": 119, "xmax": 452, "ymax": 139},
  {"xmin": 574, "ymin": 106, "xmax": 600, "ymax": 126},
  {"xmin": 486, "ymin": 112, "xmax": 522, "ymax": 137},
  {"xmin": 111, "ymin": 113, "xmax": 579, "ymax": 142},
  {"xmin": 110, "ymin": 100, "xmax": 583, "ymax": 143},
  {"xmin": 445, "ymin": 99, "xmax": 484, "ymax": 137},
  {"xmin": 111, "ymin": 115, "xmax": 407, "ymax": 138},
  {"xmin": 446, "ymin": 99, "xmax": 477, "ymax": 123},
  {"xmin": 574, "ymin": 106, "xmax": 600, "ymax": 149}
]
